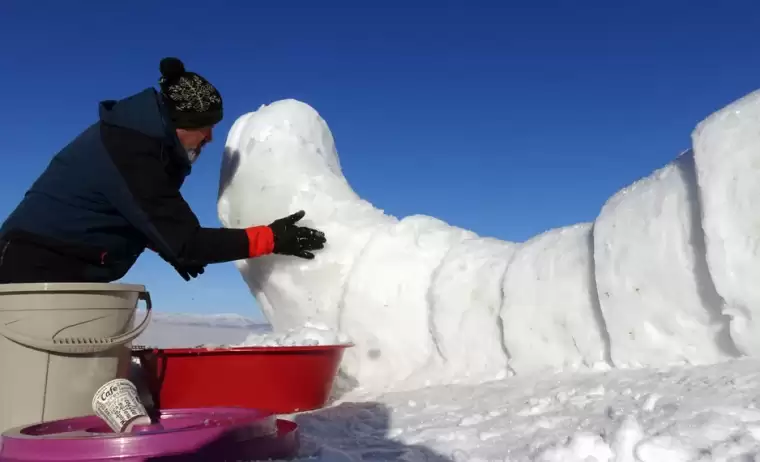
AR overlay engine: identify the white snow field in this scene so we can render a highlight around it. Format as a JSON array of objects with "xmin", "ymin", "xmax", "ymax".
[
  {"xmin": 212, "ymin": 88, "xmax": 760, "ymax": 460},
  {"xmin": 133, "ymin": 311, "xmax": 270, "ymax": 348}
]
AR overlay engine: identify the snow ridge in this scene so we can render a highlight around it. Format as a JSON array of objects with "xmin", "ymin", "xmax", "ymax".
[{"xmin": 218, "ymin": 91, "xmax": 760, "ymax": 392}]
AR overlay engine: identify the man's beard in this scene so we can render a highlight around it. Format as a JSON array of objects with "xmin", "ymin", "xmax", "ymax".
[
  {"xmin": 186, "ymin": 148, "xmax": 199, "ymax": 164},
  {"xmin": 184, "ymin": 141, "xmax": 205, "ymax": 164}
]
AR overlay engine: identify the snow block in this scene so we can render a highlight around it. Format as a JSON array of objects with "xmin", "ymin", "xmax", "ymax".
[
  {"xmin": 499, "ymin": 223, "xmax": 608, "ymax": 375},
  {"xmin": 428, "ymin": 236, "xmax": 516, "ymax": 383},
  {"xmin": 218, "ymin": 100, "xmax": 392, "ymax": 331},
  {"xmin": 338, "ymin": 215, "xmax": 473, "ymax": 389},
  {"xmin": 692, "ymin": 88, "xmax": 760, "ymax": 356},
  {"xmin": 593, "ymin": 151, "xmax": 736, "ymax": 368}
]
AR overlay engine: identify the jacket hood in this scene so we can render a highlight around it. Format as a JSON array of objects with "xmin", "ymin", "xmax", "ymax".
[{"xmin": 98, "ymin": 88, "xmax": 192, "ymax": 173}]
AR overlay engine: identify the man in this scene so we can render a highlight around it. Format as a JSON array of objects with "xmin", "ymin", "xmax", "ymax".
[{"xmin": 0, "ymin": 57, "xmax": 326, "ymax": 284}]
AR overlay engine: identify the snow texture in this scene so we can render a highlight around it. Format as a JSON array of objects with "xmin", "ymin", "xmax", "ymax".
[
  {"xmin": 500, "ymin": 223, "xmax": 609, "ymax": 376},
  {"xmin": 301, "ymin": 357, "xmax": 760, "ymax": 461},
  {"xmin": 218, "ymin": 89, "xmax": 759, "ymax": 393},
  {"xmin": 338, "ymin": 216, "xmax": 474, "ymax": 388},
  {"xmin": 594, "ymin": 150, "xmax": 736, "ymax": 368},
  {"xmin": 429, "ymin": 236, "xmax": 515, "ymax": 383},
  {"xmin": 693, "ymin": 89, "xmax": 760, "ymax": 357}
]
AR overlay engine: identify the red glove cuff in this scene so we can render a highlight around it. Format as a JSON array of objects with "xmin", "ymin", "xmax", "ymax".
[{"xmin": 245, "ymin": 226, "xmax": 275, "ymax": 258}]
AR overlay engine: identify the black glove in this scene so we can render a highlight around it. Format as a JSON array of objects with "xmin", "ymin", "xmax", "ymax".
[
  {"xmin": 184, "ymin": 264, "xmax": 206, "ymax": 279},
  {"xmin": 174, "ymin": 263, "xmax": 206, "ymax": 281},
  {"xmin": 269, "ymin": 210, "xmax": 327, "ymax": 259}
]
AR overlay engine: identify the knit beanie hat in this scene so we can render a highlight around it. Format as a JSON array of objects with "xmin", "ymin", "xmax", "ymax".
[{"xmin": 158, "ymin": 57, "xmax": 223, "ymax": 129}]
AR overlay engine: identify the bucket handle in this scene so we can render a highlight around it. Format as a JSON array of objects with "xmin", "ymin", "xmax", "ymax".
[{"xmin": 0, "ymin": 290, "xmax": 153, "ymax": 355}]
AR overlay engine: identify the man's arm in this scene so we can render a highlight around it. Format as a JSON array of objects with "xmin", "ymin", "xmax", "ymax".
[{"xmin": 102, "ymin": 123, "xmax": 272, "ymax": 267}]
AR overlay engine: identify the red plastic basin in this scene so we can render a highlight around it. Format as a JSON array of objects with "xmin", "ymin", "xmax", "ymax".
[{"xmin": 132, "ymin": 344, "xmax": 351, "ymax": 414}]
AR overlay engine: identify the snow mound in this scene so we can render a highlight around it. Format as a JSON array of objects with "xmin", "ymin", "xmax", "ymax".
[
  {"xmin": 236, "ymin": 321, "xmax": 349, "ymax": 347},
  {"xmin": 218, "ymin": 90, "xmax": 760, "ymax": 392}
]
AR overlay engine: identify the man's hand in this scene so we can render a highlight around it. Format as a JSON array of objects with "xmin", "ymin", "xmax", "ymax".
[
  {"xmin": 184, "ymin": 264, "xmax": 205, "ymax": 279},
  {"xmin": 173, "ymin": 262, "xmax": 206, "ymax": 281},
  {"xmin": 269, "ymin": 210, "xmax": 327, "ymax": 259}
]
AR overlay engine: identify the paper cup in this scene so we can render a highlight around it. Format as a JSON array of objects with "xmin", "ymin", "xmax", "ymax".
[{"xmin": 92, "ymin": 379, "xmax": 151, "ymax": 433}]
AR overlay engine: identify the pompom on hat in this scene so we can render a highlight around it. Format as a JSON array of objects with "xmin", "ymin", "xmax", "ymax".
[{"xmin": 158, "ymin": 57, "xmax": 223, "ymax": 129}]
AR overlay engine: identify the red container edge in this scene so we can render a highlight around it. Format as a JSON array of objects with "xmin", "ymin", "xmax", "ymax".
[
  {"xmin": 132, "ymin": 343, "xmax": 352, "ymax": 415},
  {"xmin": 133, "ymin": 343, "xmax": 354, "ymax": 355}
]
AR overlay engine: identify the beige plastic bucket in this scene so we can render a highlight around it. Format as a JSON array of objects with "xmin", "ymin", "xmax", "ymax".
[{"xmin": 0, "ymin": 282, "xmax": 152, "ymax": 433}]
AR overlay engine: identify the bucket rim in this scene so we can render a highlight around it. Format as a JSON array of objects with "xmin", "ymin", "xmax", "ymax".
[
  {"xmin": 0, "ymin": 410, "xmax": 299, "ymax": 461},
  {"xmin": 0, "ymin": 282, "xmax": 147, "ymax": 293},
  {"xmin": 132, "ymin": 343, "xmax": 355, "ymax": 356}
]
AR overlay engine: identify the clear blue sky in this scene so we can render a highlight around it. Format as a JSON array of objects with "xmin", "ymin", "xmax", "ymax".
[{"xmin": 1, "ymin": 1, "xmax": 758, "ymax": 321}]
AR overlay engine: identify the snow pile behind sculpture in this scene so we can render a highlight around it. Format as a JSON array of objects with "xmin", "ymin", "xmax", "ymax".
[{"xmin": 218, "ymin": 90, "xmax": 760, "ymax": 392}]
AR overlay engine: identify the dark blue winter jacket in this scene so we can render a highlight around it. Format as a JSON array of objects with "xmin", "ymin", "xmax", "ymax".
[{"xmin": 0, "ymin": 88, "xmax": 249, "ymax": 283}]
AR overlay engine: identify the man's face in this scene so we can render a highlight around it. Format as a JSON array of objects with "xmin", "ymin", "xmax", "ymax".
[{"xmin": 176, "ymin": 126, "xmax": 214, "ymax": 155}]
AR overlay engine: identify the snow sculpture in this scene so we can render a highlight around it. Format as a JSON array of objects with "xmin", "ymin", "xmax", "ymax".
[{"xmin": 218, "ymin": 90, "xmax": 760, "ymax": 392}]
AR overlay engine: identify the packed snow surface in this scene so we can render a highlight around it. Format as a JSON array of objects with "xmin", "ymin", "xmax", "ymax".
[
  {"xmin": 300, "ymin": 357, "xmax": 760, "ymax": 461},
  {"xmin": 218, "ymin": 89, "xmax": 760, "ymax": 394}
]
